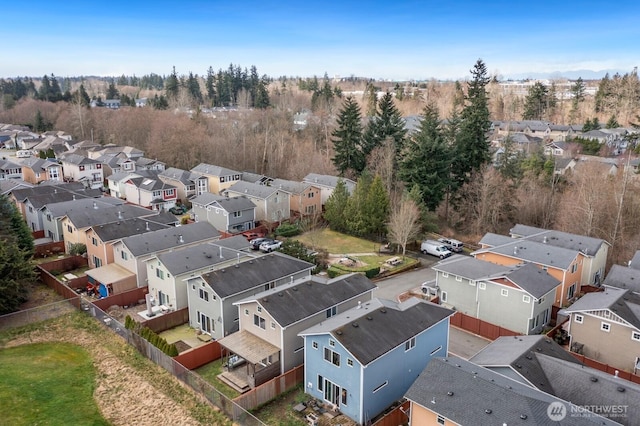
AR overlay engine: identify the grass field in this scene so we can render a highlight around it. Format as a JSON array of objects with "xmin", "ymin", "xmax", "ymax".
[
  {"xmin": 195, "ymin": 358, "xmax": 240, "ymax": 400},
  {"xmin": 0, "ymin": 342, "xmax": 109, "ymax": 426},
  {"xmin": 295, "ymin": 229, "xmax": 382, "ymax": 254}
]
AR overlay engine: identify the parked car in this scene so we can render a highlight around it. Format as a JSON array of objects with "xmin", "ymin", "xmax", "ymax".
[
  {"xmin": 437, "ymin": 237, "xmax": 464, "ymax": 253},
  {"xmin": 242, "ymin": 231, "xmax": 265, "ymax": 241},
  {"xmin": 420, "ymin": 240, "xmax": 452, "ymax": 259},
  {"xmin": 260, "ymin": 239, "xmax": 283, "ymax": 253},
  {"xmin": 169, "ymin": 205, "xmax": 188, "ymax": 215},
  {"xmin": 250, "ymin": 237, "xmax": 269, "ymax": 250}
]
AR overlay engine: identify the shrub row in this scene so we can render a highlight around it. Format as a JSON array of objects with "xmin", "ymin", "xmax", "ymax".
[
  {"xmin": 124, "ymin": 315, "xmax": 179, "ymax": 357},
  {"xmin": 275, "ymin": 223, "xmax": 301, "ymax": 237},
  {"xmin": 327, "ymin": 264, "xmax": 380, "ymax": 279}
]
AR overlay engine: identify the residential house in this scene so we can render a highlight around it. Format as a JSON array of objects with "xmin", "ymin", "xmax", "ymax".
[
  {"xmin": 59, "ymin": 153, "xmax": 104, "ymax": 189},
  {"xmin": 41, "ymin": 197, "xmax": 125, "ymax": 242},
  {"xmin": 123, "ymin": 176, "xmax": 177, "ymax": 211},
  {"xmin": 95, "ymin": 153, "xmax": 137, "ymax": 177},
  {"xmin": 544, "ymin": 140, "xmax": 569, "ymax": 157},
  {"xmin": 433, "ymin": 257, "xmax": 558, "ymax": 335},
  {"xmin": 60, "ymin": 203, "xmax": 163, "ymax": 252},
  {"xmin": 32, "ymin": 135, "xmax": 69, "ymax": 157},
  {"xmin": 218, "ymin": 274, "xmax": 377, "ymax": 391},
  {"xmin": 20, "ymin": 158, "xmax": 62, "ymax": 185},
  {"xmin": 552, "ymin": 157, "xmax": 577, "ymax": 175},
  {"xmin": 190, "ymin": 163, "xmax": 241, "ymax": 194},
  {"xmin": 135, "ymin": 98, "xmax": 147, "ymax": 107},
  {"xmin": 509, "ymin": 224, "xmax": 609, "ymax": 287},
  {"xmin": 269, "ymin": 178, "xmax": 321, "ymax": 217},
  {"xmin": 0, "ymin": 158, "xmax": 23, "ymax": 180},
  {"xmin": 0, "ymin": 179, "xmax": 32, "ymax": 196},
  {"xmin": 145, "ymin": 237, "xmax": 251, "ymax": 310},
  {"xmin": 224, "ymin": 180, "xmax": 290, "ymax": 223},
  {"xmin": 85, "ymin": 217, "xmax": 170, "ymax": 268},
  {"xmin": 185, "ymin": 251, "xmax": 314, "ymax": 340},
  {"xmin": 23, "ymin": 189, "xmax": 103, "ymax": 233},
  {"xmin": 112, "ymin": 222, "xmax": 220, "ymax": 288},
  {"xmin": 191, "ymin": 193, "xmax": 256, "ymax": 233},
  {"xmin": 303, "ymin": 173, "xmax": 356, "ymax": 206},
  {"xmin": 87, "ymin": 145, "xmax": 144, "ymax": 161},
  {"xmin": 563, "ymin": 286, "xmax": 640, "ymax": 372},
  {"xmin": 106, "ymin": 171, "xmax": 157, "ymax": 199},
  {"xmin": 134, "ymin": 157, "xmax": 165, "ymax": 172},
  {"xmin": 405, "ymin": 356, "xmax": 618, "ymax": 426},
  {"xmin": 8, "ymin": 182, "xmax": 90, "ymax": 218},
  {"xmin": 241, "ymin": 171, "xmax": 273, "ymax": 186},
  {"xmin": 159, "ymin": 167, "xmax": 209, "ymax": 205},
  {"xmin": 547, "ymin": 123, "xmax": 581, "ymax": 141},
  {"xmin": 300, "ymin": 297, "xmax": 453, "ymax": 425},
  {"xmin": 602, "ymin": 262, "xmax": 640, "ymax": 293},
  {"xmin": 470, "ymin": 335, "xmax": 640, "ymax": 424},
  {"xmin": 630, "ymin": 250, "xmax": 640, "ymax": 271}
]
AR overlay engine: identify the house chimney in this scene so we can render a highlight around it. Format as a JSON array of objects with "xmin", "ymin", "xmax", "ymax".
[
  {"xmin": 145, "ymin": 221, "xmax": 150, "ymax": 231},
  {"xmin": 93, "ymin": 201, "xmax": 98, "ymax": 209},
  {"xmin": 117, "ymin": 210, "xmax": 123, "ymax": 219},
  {"xmin": 219, "ymin": 246, "xmax": 224, "ymax": 259},
  {"xmin": 178, "ymin": 234, "xmax": 184, "ymax": 243}
]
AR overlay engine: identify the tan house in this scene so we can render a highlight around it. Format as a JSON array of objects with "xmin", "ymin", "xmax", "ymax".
[
  {"xmin": 564, "ymin": 286, "xmax": 640, "ymax": 372},
  {"xmin": 191, "ymin": 163, "xmax": 241, "ymax": 194},
  {"xmin": 59, "ymin": 153, "xmax": 104, "ymax": 189},
  {"xmin": 269, "ymin": 178, "xmax": 321, "ymax": 217},
  {"xmin": 20, "ymin": 158, "xmax": 62, "ymax": 185}
]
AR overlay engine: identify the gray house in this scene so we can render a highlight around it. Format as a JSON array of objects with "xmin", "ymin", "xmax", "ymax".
[
  {"xmin": 112, "ymin": 221, "xmax": 221, "ymax": 287},
  {"xmin": 217, "ymin": 274, "xmax": 376, "ymax": 391},
  {"xmin": 433, "ymin": 257, "xmax": 558, "ymax": 335},
  {"xmin": 302, "ymin": 173, "xmax": 356, "ymax": 206},
  {"xmin": 158, "ymin": 167, "xmax": 209, "ymax": 204},
  {"xmin": 185, "ymin": 251, "xmax": 314, "ymax": 340},
  {"xmin": 224, "ymin": 180, "xmax": 290, "ymax": 223},
  {"xmin": 191, "ymin": 193, "xmax": 256, "ymax": 233},
  {"xmin": 41, "ymin": 197, "xmax": 125, "ymax": 241}
]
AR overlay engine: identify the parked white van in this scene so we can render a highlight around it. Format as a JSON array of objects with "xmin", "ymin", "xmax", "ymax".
[{"xmin": 420, "ymin": 240, "xmax": 452, "ymax": 259}]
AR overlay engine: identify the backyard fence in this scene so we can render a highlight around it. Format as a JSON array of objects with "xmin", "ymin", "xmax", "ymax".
[
  {"xmin": 233, "ymin": 364, "xmax": 304, "ymax": 410},
  {"xmin": 450, "ymin": 311, "xmax": 520, "ymax": 340},
  {"xmin": 0, "ymin": 298, "xmax": 80, "ymax": 331}
]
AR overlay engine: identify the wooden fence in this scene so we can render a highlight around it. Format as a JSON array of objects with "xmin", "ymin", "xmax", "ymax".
[
  {"xmin": 144, "ymin": 308, "xmax": 190, "ymax": 333},
  {"xmin": 372, "ymin": 400, "xmax": 410, "ymax": 426},
  {"xmin": 174, "ymin": 340, "xmax": 223, "ymax": 370},
  {"xmin": 92, "ymin": 287, "xmax": 149, "ymax": 311},
  {"xmin": 449, "ymin": 311, "xmax": 520, "ymax": 340},
  {"xmin": 233, "ymin": 364, "xmax": 304, "ymax": 410},
  {"xmin": 570, "ymin": 353, "xmax": 640, "ymax": 385}
]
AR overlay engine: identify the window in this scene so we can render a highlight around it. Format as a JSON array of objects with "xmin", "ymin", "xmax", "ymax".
[
  {"xmin": 632, "ymin": 331, "xmax": 640, "ymax": 342},
  {"xmin": 220, "ymin": 177, "xmax": 225, "ymax": 183},
  {"xmin": 347, "ymin": 358, "xmax": 353, "ymax": 367},
  {"xmin": 67, "ymin": 224, "xmax": 72, "ymax": 233},
  {"xmin": 341, "ymin": 388, "xmax": 348, "ymax": 405},
  {"xmin": 501, "ymin": 289, "xmax": 509, "ymax": 297},
  {"xmin": 153, "ymin": 190, "xmax": 161, "ymax": 197},
  {"xmin": 323, "ymin": 348, "xmax": 340, "ymax": 366},
  {"xmin": 271, "ymin": 321, "xmax": 276, "ymax": 329},
  {"xmin": 571, "ymin": 263, "xmax": 578, "ymax": 273},
  {"xmin": 437, "ymin": 415, "xmax": 446, "ymax": 425},
  {"xmin": 568, "ymin": 283, "xmax": 577, "ymax": 299},
  {"xmin": 469, "ymin": 280, "xmax": 476, "ymax": 286},
  {"xmin": 121, "ymin": 251, "xmax": 128, "ymax": 260},
  {"xmin": 326, "ymin": 306, "xmax": 337, "ymax": 318},
  {"xmin": 244, "ymin": 309, "xmax": 249, "ymax": 316},
  {"xmin": 405, "ymin": 337, "xmax": 416, "ymax": 351},
  {"xmin": 156, "ymin": 268, "xmax": 164, "ymax": 279},
  {"xmin": 257, "ymin": 306, "xmax": 262, "ymax": 313},
  {"xmin": 430, "ymin": 345, "xmax": 443, "ymax": 356},
  {"xmin": 442, "ymin": 272, "xmax": 449, "ymax": 278},
  {"xmin": 575, "ymin": 314, "xmax": 584, "ymax": 324},
  {"xmin": 46, "ymin": 214, "xmax": 52, "ymax": 222},
  {"xmin": 318, "ymin": 375, "xmax": 323, "ymax": 392},
  {"xmin": 441, "ymin": 291, "xmax": 447, "ymax": 302},
  {"xmin": 601, "ymin": 322, "xmax": 610, "ymax": 332},
  {"xmin": 372, "ymin": 381, "xmax": 388, "ymax": 393},
  {"xmin": 312, "ymin": 341, "xmax": 318, "ymax": 350},
  {"xmin": 92, "ymin": 237, "xmax": 98, "ymax": 246},
  {"xmin": 329, "ymin": 339, "xmax": 335, "ymax": 347},
  {"xmin": 455, "ymin": 276, "xmax": 462, "ymax": 282},
  {"xmin": 79, "ymin": 165, "xmax": 85, "ymax": 171},
  {"xmin": 199, "ymin": 288, "xmax": 209, "ymax": 302},
  {"xmin": 523, "ymin": 295, "xmax": 531, "ymax": 303},
  {"xmin": 308, "ymin": 192, "xmax": 314, "ymax": 198},
  {"xmin": 233, "ymin": 211, "xmax": 242, "ymax": 218},
  {"xmin": 254, "ymin": 314, "xmax": 266, "ymax": 329},
  {"xmin": 479, "ymin": 282, "xmax": 486, "ymax": 290}
]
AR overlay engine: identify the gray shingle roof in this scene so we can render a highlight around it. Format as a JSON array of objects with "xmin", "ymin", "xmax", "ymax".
[
  {"xmin": 0, "ymin": 179, "xmax": 32, "ymax": 195},
  {"xmin": 474, "ymin": 239, "xmax": 579, "ymax": 270},
  {"xmin": 11, "ymin": 183, "xmax": 100, "ymax": 203},
  {"xmin": 603, "ymin": 264, "xmax": 640, "ymax": 293},
  {"xmin": 301, "ymin": 297, "xmax": 453, "ymax": 366},
  {"xmin": 302, "ymin": 173, "xmax": 355, "ymax": 189},
  {"xmin": 405, "ymin": 357, "xmax": 617, "ymax": 426},
  {"xmin": 65, "ymin": 204, "xmax": 165, "ymax": 229},
  {"xmin": 191, "ymin": 163, "xmax": 239, "ymax": 177},
  {"xmin": 241, "ymin": 171, "xmax": 272, "ymax": 185},
  {"xmin": 127, "ymin": 176, "xmax": 176, "ymax": 191},
  {"xmin": 269, "ymin": 178, "xmax": 310, "ymax": 194},
  {"xmin": 470, "ymin": 335, "xmax": 582, "ymax": 390},
  {"xmin": 156, "ymin": 241, "xmax": 251, "ymax": 275},
  {"xmin": 238, "ymin": 273, "xmax": 376, "ymax": 329},
  {"xmin": 91, "ymin": 218, "xmax": 170, "ymax": 242},
  {"xmin": 60, "ymin": 153, "xmax": 100, "ymax": 165},
  {"xmin": 509, "ymin": 224, "xmax": 607, "ymax": 256},
  {"xmin": 225, "ymin": 180, "xmax": 280, "ymax": 199},
  {"xmin": 478, "ymin": 232, "xmax": 515, "ymax": 247},
  {"xmin": 160, "ymin": 167, "xmax": 204, "ymax": 185},
  {"xmin": 503, "ymin": 263, "xmax": 561, "ymax": 299},
  {"xmin": 203, "ymin": 252, "xmax": 314, "ymax": 298},
  {"xmin": 121, "ymin": 222, "xmax": 220, "ymax": 256},
  {"xmin": 563, "ymin": 287, "xmax": 640, "ymax": 330},
  {"xmin": 190, "ymin": 192, "xmax": 221, "ymax": 206},
  {"xmin": 433, "ymin": 256, "xmax": 512, "ymax": 280},
  {"xmin": 42, "ymin": 197, "xmax": 124, "ymax": 217},
  {"xmin": 630, "ymin": 251, "xmax": 640, "ymax": 271}
]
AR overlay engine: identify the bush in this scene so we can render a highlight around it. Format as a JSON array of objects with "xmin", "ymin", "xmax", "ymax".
[
  {"xmin": 275, "ymin": 222, "xmax": 301, "ymax": 237},
  {"xmin": 327, "ymin": 264, "xmax": 380, "ymax": 279},
  {"xmin": 68, "ymin": 243, "xmax": 87, "ymax": 256}
]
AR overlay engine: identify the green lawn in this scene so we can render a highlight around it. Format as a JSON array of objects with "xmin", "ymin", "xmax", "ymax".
[
  {"xmin": 0, "ymin": 342, "xmax": 110, "ymax": 426},
  {"xmin": 195, "ymin": 358, "xmax": 240, "ymax": 400},
  {"xmin": 295, "ymin": 229, "xmax": 383, "ymax": 254}
]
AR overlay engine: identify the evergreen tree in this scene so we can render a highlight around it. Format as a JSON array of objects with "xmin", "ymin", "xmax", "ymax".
[
  {"xmin": 164, "ymin": 66, "xmax": 180, "ymax": 100},
  {"xmin": 106, "ymin": 80, "xmax": 119, "ymax": 99},
  {"xmin": 595, "ymin": 73, "xmax": 611, "ymax": 113},
  {"xmin": 571, "ymin": 77, "xmax": 586, "ymax": 109},
  {"xmin": 186, "ymin": 72, "xmax": 202, "ymax": 105},
  {"xmin": 323, "ymin": 179, "xmax": 350, "ymax": 233},
  {"xmin": 362, "ymin": 91, "xmax": 407, "ymax": 160},
  {"xmin": 38, "ymin": 74, "xmax": 51, "ymax": 101},
  {"xmin": 254, "ymin": 79, "xmax": 270, "ymax": 109},
  {"xmin": 205, "ymin": 66, "xmax": 216, "ymax": 106},
  {"xmin": 331, "ymin": 96, "xmax": 366, "ymax": 176},
  {"xmin": 606, "ymin": 115, "xmax": 620, "ymax": 129},
  {"xmin": 452, "ymin": 59, "xmax": 492, "ymax": 187},
  {"xmin": 345, "ymin": 172, "xmax": 372, "ymax": 236},
  {"xmin": 399, "ymin": 103, "xmax": 451, "ymax": 211},
  {"xmin": 49, "ymin": 74, "xmax": 62, "ymax": 102},
  {"xmin": 365, "ymin": 82, "xmax": 377, "ymax": 117},
  {"xmin": 364, "ymin": 175, "xmax": 390, "ymax": 237},
  {"xmin": 523, "ymin": 82, "xmax": 551, "ymax": 120},
  {"xmin": 76, "ymin": 84, "xmax": 90, "ymax": 106}
]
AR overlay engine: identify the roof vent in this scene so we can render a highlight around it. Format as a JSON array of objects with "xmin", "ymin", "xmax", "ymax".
[
  {"xmin": 336, "ymin": 330, "xmax": 343, "ymax": 335},
  {"xmin": 366, "ymin": 316, "xmax": 373, "ymax": 320},
  {"xmin": 525, "ymin": 355, "xmax": 533, "ymax": 360},
  {"xmin": 485, "ymin": 409, "xmax": 492, "ymax": 414},
  {"xmin": 543, "ymin": 236, "xmax": 548, "ymax": 243},
  {"xmin": 93, "ymin": 201, "xmax": 98, "ymax": 209},
  {"xmin": 118, "ymin": 210, "xmax": 123, "ymax": 219},
  {"xmin": 352, "ymin": 322, "xmax": 359, "ymax": 328},
  {"xmin": 145, "ymin": 221, "xmax": 150, "ymax": 231},
  {"xmin": 515, "ymin": 364, "xmax": 522, "ymax": 369},
  {"xmin": 590, "ymin": 377, "xmax": 598, "ymax": 382},
  {"xmin": 520, "ymin": 414, "xmax": 528, "ymax": 420},
  {"xmin": 205, "ymin": 254, "xmax": 212, "ymax": 259},
  {"xmin": 262, "ymin": 297, "xmax": 268, "ymax": 302},
  {"xmin": 178, "ymin": 234, "xmax": 184, "ymax": 243},
  {"xmin": 292, "ymin": 287, "xmax": 298, "ymax": 291},
  {"xmin": 380, "ymin": 308, "xmax": 387, "ymax": 313},
  {"xmin": 447, "ymin": 391, "xmax": 454, "ymax": 396},
  {"xmin": 278, "ymin": 292, "xmax": 283, "ymax": 297}
]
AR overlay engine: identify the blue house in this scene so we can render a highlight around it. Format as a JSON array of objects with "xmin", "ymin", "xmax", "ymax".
[{"xmin": 299, "ymin": 298, "xmax": 454, "ymax": 425}]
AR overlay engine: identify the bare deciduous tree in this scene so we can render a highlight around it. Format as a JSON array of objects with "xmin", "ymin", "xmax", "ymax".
[{"xmin": 387, "ymin": 196, "xmax": 422, "ymax": 257}]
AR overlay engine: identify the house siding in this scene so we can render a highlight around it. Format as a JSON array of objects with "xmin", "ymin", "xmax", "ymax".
[
  {"xmin": 409, "ymin": 404, "xmax": 457, "ymax": 426},
  {"xmin": 568, "ymin": 312, "xmax": 640, "ymax": 371},
  {"xmin": 41, "ymin": 207, "xmax": 63, "ymax": 241}
]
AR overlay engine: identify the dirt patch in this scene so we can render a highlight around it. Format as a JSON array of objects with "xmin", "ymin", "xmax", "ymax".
[
  {"xmin": 174, "ymin": 340, "xmax": 191, "ymax": 353},
  {"xmin": 19, "ymin": 281, "xmax": 65, "ymax": 310},
  {"xmin": 327, "ymin": 255, "xmax": 367, "ymax": 268}
]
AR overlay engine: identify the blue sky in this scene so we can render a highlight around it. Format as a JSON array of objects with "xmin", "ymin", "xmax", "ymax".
[{"xmin": 3, "ymin": 1, "xmax": 639, "ymax": 80}]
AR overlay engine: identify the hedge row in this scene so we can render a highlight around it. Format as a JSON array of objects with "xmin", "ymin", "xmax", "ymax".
[
  {"xmin": 328, "ymin": 264, "xmax": 380, "ymax": 279},
  {"xmin": 125, "ymin": 315, "xmax": 179, "ymax": 357}
]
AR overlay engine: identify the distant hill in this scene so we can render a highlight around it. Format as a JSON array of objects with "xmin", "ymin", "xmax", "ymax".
[{"xmin": 505, "ymin": 69, "xmax": 630, "ymax": 81}]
